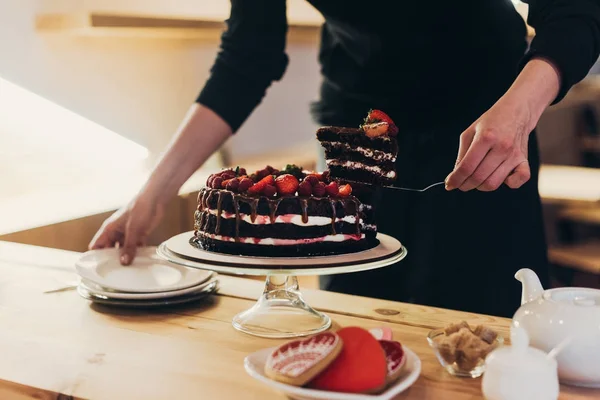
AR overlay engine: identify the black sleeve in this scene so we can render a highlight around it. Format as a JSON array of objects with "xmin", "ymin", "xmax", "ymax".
[
  {"xmin": 521, "ymin": 0, "xmax": 600, "ymax": 103},
  {"xmin": 196, "ymin": 0, "xmax": 289, "ymax": 132}
]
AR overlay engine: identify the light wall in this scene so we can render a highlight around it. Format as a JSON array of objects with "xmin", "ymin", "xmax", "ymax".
[{"xmin": 0, "ymin": 0, "xmax": 322, "ymax": 165}]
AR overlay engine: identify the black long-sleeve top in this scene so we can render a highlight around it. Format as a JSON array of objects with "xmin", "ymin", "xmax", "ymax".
[{"xmin": 197, "ymin": 0, "xmax": 600, "ymax": 133}]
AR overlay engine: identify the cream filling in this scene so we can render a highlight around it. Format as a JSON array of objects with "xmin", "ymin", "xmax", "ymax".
[
  {"xmin": 205, "ymin": 210, "xmax": 358, "ymax": 226},
  {"xmin": 326, "ymin": 141, "xmax": 396, "ymax": 162},
  {"xmin": 198, "ymin": 232, "xmax": 366, "ymax": 245},
  {"xmin": 326, "ymin": 159, "xmax": 397, "ymax": 178}
]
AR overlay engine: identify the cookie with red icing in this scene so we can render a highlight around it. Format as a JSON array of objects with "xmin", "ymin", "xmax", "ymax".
[
  {"xmin": 264, "ymin": 332, "xmax": 342, "ymax": 386},
  {"xmin": 369, "ymin": 327, "xmax": 393, "ymax": 341},
  {"xmin": 379, "ymin": 340, "xmax": 406, "ymax": 385},
  {"xmin": 310, "ymin": 327, "xmax": 388, "ymax": 393}
]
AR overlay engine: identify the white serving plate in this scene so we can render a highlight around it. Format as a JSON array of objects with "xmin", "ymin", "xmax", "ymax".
[
  {"xmin": 80, "ymin": 275, "xmax": 218, "ymax": 300},
  {"xmin": 75, "ymin": 247, "xmax": 213, "ymax": 293},
  {"xmin": 77, "ymin": 280, "xmax": 218, "ymax": 308},
  {"xmin": 244, "ymin": 345, "xmax": 421, "ymax": 400}
]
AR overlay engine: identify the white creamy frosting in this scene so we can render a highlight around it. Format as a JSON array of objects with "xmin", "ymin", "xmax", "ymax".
[
  {"xmin": 198, "ymin": 232, "xmax": 366, "ymax": 245},
  {"xmin": 327, "ymin": 141, "xmax": 396, "ymax": 162},
  {"xmin": 206, "ymin": 210, "xmax": 358, "ymax": 226},
  {"xmin": 326, "ymin": 159, "xmax": 397, "ymax": 178}
]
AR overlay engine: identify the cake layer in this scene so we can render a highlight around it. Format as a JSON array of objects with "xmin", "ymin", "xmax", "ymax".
[
  {"xmin": 321, "ymin": 141, "xmax": 397, "ymax": 163},
  {"xmin": 192, "ymin": 234, "xmax": 379, "ymax": 258},
  {"xmin": 326, "ymin": 159, "xmax": 396, "ymax": 179},
  {"xmin": 195, "ymin": 213, "xmax": 369, "ymax": 239},
  {"xmin": 328, "ymin": 164, "xmax": 396, "ymax": 185},
  {"xmin": 316, "ymin": 127, "xmax": 398, "ymax": 153},
  {"xmin": 198, "ymin": 189, "xmax": 361, "ymax": 219},
  {"xmin": 322, "ymin": 143, "xmax": 396, "ymax": 170}
]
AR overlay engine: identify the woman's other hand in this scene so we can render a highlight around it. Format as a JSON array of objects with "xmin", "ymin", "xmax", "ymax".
[
  {"xmin": 88, "ymin": 194, "xmax": 166, "ymax": 265},
  {"xmin": 445, "ymin": 58, "xmax": 561, "ymax": 192}
]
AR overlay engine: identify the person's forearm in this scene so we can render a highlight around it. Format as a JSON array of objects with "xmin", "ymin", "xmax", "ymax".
[
  {"xmin": 502, "ymin": 58, "xmax": 561, "ymax": 131},
  {"xmin": 140, "ymin": 104, "xmax": 232, "ymax": 204}
]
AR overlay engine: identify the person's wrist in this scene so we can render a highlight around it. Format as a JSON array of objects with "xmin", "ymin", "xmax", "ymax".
[{"xmin": 503, "ymin": 58, "xmax": 560, "ymax": 132}]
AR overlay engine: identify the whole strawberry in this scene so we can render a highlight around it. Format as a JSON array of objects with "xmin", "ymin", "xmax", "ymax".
[
  {"xmin": 226, "ymin": 178, "xmax": 240, "ymax": 192},
  {"xmin": 304, "ymin": 175, "xmax": 320, "ymax": 187},
  {"xmin": 211, "ymin": 177, "xmax": 223, "ymax": 189},
  {"xmin": 275, "ymin": 174, "xmax": 300, "ymax": 196},
  {"xmin": 297, "ymin": 180, "xmax": 312, "ymax": 197},
  {"xmin": 238, "ymin": 177, "xmax": 254, "ymax": 192},
  {"xmin": 313, "ymin": 182, "xmax": 327, "ymax": 197},
  {"xmin": 338, "ymin": 184, "xmax": 352, "ymax": 197},
  {"xmin": 263, "ymin": 184, "xmax": 277, "ymax": 197},
  {"xmin": 325, "ymin": 182, "xmax": 339, "ymax": 197}
]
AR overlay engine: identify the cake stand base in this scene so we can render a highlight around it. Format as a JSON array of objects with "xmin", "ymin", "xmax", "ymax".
[{"xmin": 232, "ymin": 275, "xmax": 331, "ymax": 338}]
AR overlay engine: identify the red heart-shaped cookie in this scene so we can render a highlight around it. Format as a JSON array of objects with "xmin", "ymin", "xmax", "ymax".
[
  {"xmin": 379, "ymin": 340, "xmax": 406, "ymax": 385},
  {"xmin": 369, "ymin": 327, "xmax": 393, "ymax": 341},
  {"xmin": 310, "ymin": 327, "xmax": 387, "ymax": 393},
  {"xmin": 265, "ymin": 332, "xmax": 342, "ymax": 386}
]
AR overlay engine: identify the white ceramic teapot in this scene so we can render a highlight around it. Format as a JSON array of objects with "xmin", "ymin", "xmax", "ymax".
[{"xmin": 512, "ymin": 268, "xmax": 600, "ymax": 388}]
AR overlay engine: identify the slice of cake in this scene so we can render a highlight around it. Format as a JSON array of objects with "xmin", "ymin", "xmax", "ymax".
[
  {"xmin": 193, "ymin": 165, "xmax": 378, "ymax": 258},
  {"xmin": 316, "ymin": 110, "xmax": 399, "ymax": 185}
]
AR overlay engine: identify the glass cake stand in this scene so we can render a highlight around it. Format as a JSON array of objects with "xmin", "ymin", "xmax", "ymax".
[{"xmin": 157, "ymin": 231, "xmax": 407, "ymax": 338}]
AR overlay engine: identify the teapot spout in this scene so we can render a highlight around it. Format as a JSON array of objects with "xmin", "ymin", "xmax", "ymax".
[{"xmin": 515, "ymin": 268, "xmax": 544, "ymax": 305}]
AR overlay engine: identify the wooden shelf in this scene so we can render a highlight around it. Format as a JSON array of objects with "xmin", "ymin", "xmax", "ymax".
[
  {"xmin": 549, "ymin": 240, "xmax": 600, "ymax": 274},
  {"xmin": 35, "ymin": 12, "xmax": 320, "ymax": 43}
]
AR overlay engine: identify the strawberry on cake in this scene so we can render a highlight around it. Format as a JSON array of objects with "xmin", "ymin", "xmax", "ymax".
[{"xmin": 193, "ymin": 165, "xmax": 378, "ymax": 257}]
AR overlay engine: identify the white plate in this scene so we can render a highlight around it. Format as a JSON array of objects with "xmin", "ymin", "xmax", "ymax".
[
  {"xmin": 244, "ymin": 345, "xmax": 421, "ymax": 400},
  {"xmin": 75, "ymin": 247, "xmax": 213, "ymax": 293},
  {"xmin": 77, "ymin": 280, "xmax": 218, "ymax": 308},
  {"xmin": 80, "ymin": 275, "xmax": 218, "ymax": 300}
]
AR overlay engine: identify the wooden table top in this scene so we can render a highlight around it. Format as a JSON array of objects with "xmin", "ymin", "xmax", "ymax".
[{"xmin": 0, "ymin": 241, "xmax": 596, "ymax": 400}]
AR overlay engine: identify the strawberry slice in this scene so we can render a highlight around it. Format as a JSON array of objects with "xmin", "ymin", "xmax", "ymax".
[
  {"xmin": 338, "ymin": 184, "xmax": 352, "ymax": 197},
  {"xmin": 248, "ymin": 175, "xmax": 275, "ymax": 195},
  {"xmin": 363, "ymin": 109, "xmax": 399, "ymax": 136}
]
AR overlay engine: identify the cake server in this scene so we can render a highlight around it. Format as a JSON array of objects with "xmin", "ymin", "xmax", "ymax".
[{"xmin": 384, "ymin": 181, "xmax": 445, "ymax": 192}]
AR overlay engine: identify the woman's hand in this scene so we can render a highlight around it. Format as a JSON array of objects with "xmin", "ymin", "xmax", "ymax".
[
  {"xmin": 444, "ymin": 97, "xmax": 533, "ymax": 191},
  {"xmin": 89, "ymin": 193, "xmax": 166, "ymax": 265},
  {"xmin": 445, "ymin": 58, "xmax": 561, "ymax": 192},
  {"xmin": 88, "ymin": 104, "xmax": 233, "ymax": 265}
]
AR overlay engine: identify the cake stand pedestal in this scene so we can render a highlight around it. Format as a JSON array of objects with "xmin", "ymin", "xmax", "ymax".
[{"xmin": 157, "ymin": 231, "xmax": 407, "ymax": 338}]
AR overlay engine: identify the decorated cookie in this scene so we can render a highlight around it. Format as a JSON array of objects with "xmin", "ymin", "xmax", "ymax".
[
  {"xmin": 265, "ymin": 332, "xmax": 343, "ymax": 386},
  {"xmin": 379, "ymin": 340, "xmax": 406, "ymax": 385},
  {"xmin": 310, "ymin": 327, "xmax": 388, "ymax": 393},
  {"xmin": 369, "ymin": 327, "xmax": 393, "ymax": 341}
]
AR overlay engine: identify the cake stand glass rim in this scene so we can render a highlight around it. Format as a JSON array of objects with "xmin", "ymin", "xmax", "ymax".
[{"xmin": 156, "ymin": 240, "xmax": 407, "ymax": 277}]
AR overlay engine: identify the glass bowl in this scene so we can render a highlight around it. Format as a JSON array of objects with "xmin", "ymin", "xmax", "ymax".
[{"xmin": 427, "ymin": 328, "xmax": 504, "ymax": 378}]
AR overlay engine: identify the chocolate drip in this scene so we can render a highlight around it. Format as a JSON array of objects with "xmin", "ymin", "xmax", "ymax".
[
  {"xmin": 215, "ymin": 191, "xmax": 223, "ymax": 234},
  {"xmin": 352, "ymin": 198, "xmax": 361, "ymax": 236},
  {"xmin": 250, "ymin": 198, "xmax": 259, "ymax": 223},
  {"xmin": 268, "ymin": 198, "xmax": 283, "ymax": 223},
  {"xmin": 330, "ymin": 199, "xmax": 337, "ymax": 235},
  {"xmin": 300, "ymin": 198, "xmax": 308, "ymax": 224},
  {"xmin": 232, "ymin": 196, "xmax": 241, "ymax": 242}
]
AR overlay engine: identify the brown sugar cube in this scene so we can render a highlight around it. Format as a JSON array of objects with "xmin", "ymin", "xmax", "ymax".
[
  {"xmin": 434, "ymin": 335, "xmax": 457, "ymax": 364},
  {"xmin": 444, "ymin": 321, "xmax": 471, "ymax": 336},
  {"xmin": 456, "ymin": 352, "xmax": 481, "ymax": 371},
  {"xmin": 472, "ymin": 325, "xmax": 498, "ymax": 344}
]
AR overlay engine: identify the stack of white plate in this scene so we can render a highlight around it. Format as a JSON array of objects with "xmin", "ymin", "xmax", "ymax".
[{"xmin": 75, "ymin": 247, "xmax": 218, "ymax": 308}]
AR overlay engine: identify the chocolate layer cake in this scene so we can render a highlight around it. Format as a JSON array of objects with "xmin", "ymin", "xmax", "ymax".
[
  {"xmin": 193, "ymin": 165, "xmax": 378, "ymax": 257},
  {"xmin": 317, "ymin": 110, "xmax": 399, "ymax": 185}
]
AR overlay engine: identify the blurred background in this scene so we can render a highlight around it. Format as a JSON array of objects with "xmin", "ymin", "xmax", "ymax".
[{"xmin": 1, "ymin": 0, "xmax": 599, "ymax": 289}]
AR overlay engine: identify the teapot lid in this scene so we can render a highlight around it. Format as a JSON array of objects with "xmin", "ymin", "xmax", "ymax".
[
  {"xmin": 544, "ymin": 288, "xmax": 600, "ymax": 307},
  {"xmin": 485, "ymin": 327, "xmax": 556, "ymax": 373}
]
